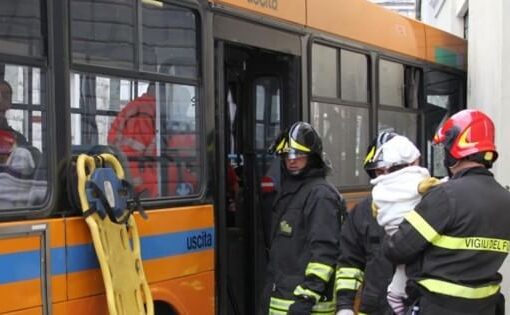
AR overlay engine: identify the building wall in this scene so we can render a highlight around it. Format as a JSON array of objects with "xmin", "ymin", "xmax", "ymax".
[
  {"xmin": 420, "ymin": 0, "xmax": 466, "ymax": 37},
  {"xmin": 470, "ymin": 1, "xmax": 510, "ymax": 307}
]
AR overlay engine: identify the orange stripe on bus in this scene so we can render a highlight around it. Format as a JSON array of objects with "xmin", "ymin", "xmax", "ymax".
[
  {"xmin": 51, "ymin": 274, "xmax": 67, "ymax": 303},
  {"xmin": 0, "ymin": 275, "xmax": 66, "ymax": 313},
  {"xmin": 2, "ymin": 307, "xmax": 43, "ymax": 315},
  {"xmin": 0, "ymin": 278, "xmax": 42, "ymax": 313},
  {"xmin": 144, "ymin": 249, "xmax": 214, "ymax": 283},
  {"xmin": 53, "ymin": 295, "xmax": 108, "ymax": 315},
  {"xmin": 0, "ymin": 220, "xmax": 65, "ymax": 254},
  {"xmin": 66, "ymin": 250, "xmax": 213, "ymax": 300},
  {"xmin": 0, "ymin": 235, "xmax": 40, "ymax": 254},
  {"xmin": 151, "ymin": 271, "xmax": 215, "ymax": 315},
  {"xmin": 53, "ymin": 271, "xmax": 215, "ymax": 315}
]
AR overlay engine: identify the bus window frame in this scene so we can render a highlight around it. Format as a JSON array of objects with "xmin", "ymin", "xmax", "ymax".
[
  {"xmin": 68, "ymin": 0, "xmax": 208, "ymax": 207},
  {"xmin": 0, "ymin": 0, "xmax": 56, "ymax": 220},
  {"xmin": 308, "ymin": 36, "xmax": 374, "ymax": 191}
]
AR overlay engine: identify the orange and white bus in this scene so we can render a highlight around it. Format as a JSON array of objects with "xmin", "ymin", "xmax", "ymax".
[{"xmin": 0, "ymin": 0, "xmax": 466, "ymax": 314}]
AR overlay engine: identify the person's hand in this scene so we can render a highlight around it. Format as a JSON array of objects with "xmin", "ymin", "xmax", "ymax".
[
  {"xmin": 418, "ymin": 176, "xmax": 443, "ymax": 195},
  {"xmin": 336, "ymin": 309, "xmax": 355, "ymax": 315},
  {"xmin": 288, "ymin": 298, "xmax": 314, "ymax": 315}
]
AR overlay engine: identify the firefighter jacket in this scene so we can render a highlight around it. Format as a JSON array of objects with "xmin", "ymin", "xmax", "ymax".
[
  {"xmin": 384, "ymin": 167, "xmax": 510, "ymax": 314},
  {"xmin": 336, "ymin": 197, "xmax": 393, "ymax": 315},
  {"xmin": 266, "ymin": 167, "xmax": 344, "ymax": 315}
]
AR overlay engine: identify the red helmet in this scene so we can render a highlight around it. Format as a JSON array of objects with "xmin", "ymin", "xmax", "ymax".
[
  {"xmin": 434, "ymin": 109, "xmax": 497, "ymax": 161},
  {"xmin": 0, "ymin": 130, "xmax": 15, "ymax": 155}
]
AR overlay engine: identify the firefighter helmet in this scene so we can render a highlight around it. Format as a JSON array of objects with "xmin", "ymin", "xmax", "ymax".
[
  {"xmin": 371, "ymin": 134, "xmax": 420, "ymax": 174},
  {"xmin": 363, "ymin": 131, "xmax": 397, "ymax": 178},
  {"xmin": 434, "ymin": 109, "xmax": 497, "ymax": 163},
  {"xmin": 269, "ymin": 121, "xmax": 331, "ymax": 168}
]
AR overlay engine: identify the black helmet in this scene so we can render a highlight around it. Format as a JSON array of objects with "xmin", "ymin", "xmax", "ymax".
[
  {"xmin": 269, "ymin": 122, "xmax": 331, "ymax": 169},
  {"xmin": 364, "ymin": 131, "xmax": 397, "ymax": 178},
  {"xmin": 269, "ymin": 121, "xmax": 321, "ymax": 156}
]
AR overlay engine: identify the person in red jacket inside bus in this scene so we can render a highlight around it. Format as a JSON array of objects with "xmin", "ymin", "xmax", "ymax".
[{"xmin": 107, "ymin": 83, "xmax": 197, "ymax": 198}]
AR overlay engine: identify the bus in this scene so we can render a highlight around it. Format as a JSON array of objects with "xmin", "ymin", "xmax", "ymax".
[{"xmin": 0, "ymin": 0, "xmax": 466, "ymax": 314}]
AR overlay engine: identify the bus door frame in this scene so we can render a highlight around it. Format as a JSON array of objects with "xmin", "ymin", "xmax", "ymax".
[{"xmin": 213, "ymin": 12, "xmax": 303, "ymax": 314}]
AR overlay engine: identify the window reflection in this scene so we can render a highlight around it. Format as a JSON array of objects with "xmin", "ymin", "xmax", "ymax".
[
  {"xmin": 311, "ymin": 102, "xmax": 369, "ymax": 187},
  {"xmin": 70, "ymin": 0, "xmax": 198, "ymax": 78},
  {"xmin": 378, "ymin": 110, "xmax": 417, "ymax": 143},
  {"xmin": 70, "ymin": 73, "xmax": 201, "ymax": 198},
  {"xmin": 379, "ymin": 60, "xmax": 404, "ymax": 107},
  {"xmin": 424, "ymin": 70, "xmax": 464, "ymax": 177},
  {"xmin": 341, "ymin": 50, "xmax": 368, "ymax": 103},
  {"xmin": 0, "ymin": 64, "xmax": 48, "ymax": 209},
  {"xmin": 0, "ymin": 0, "xmax": 45, "ymax": 57},
  {"xmin": 312, "ymin": 44, "xmax": 338, "ymax": 98}
]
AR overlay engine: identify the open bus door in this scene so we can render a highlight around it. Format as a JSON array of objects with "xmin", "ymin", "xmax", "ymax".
[{"xmin": 216, "ymin": 39, "xmax": 300, "ymax": 314}]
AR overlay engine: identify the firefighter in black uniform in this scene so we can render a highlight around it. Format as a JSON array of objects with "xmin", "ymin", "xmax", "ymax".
[
  {"xmin": 335, "ymin": 132, "xmax": 395, "ymax": 315},
  {"xmin": 263, "ymin": 121, "xmax": 344, "ymax": 315},
  {"xmin": 383, "ymin": 109, "xmax": 510, "ymax": 315}
]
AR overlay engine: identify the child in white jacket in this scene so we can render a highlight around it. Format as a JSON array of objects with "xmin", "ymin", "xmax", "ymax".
[{"xmin": 370, "ymin": 135, "xmax": 430, "ymax": 315}]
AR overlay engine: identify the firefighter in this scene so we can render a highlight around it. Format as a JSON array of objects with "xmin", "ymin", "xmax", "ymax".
[
  {"xmin": 383, "ymin": 109, "xmax": 510, "ymax": 315},
  {"xmin": 263, "ymin": 121, "xmax": 344, "ymax": 315},
  {"xmin": 335, "ymin": 132, "xmax": 396, "ymax": 315}
]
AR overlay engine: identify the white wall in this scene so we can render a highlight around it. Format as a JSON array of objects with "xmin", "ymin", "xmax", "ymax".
[
  {"xmin": 420, "ymin": 0, "xmax": 466, "ymax": 37},
  {"xmin": 468, "ymin": 0, "xmax": 510, "ymax": 309}
]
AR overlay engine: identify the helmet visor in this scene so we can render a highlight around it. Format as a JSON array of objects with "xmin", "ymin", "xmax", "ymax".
[{"xmin": 281, "ymin": 150, "xmax": 308, "ymax": 160}]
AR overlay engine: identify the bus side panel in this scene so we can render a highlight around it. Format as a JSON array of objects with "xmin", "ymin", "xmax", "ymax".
[
  {"xmin": 425, "ymin": 27, "xmax": 467, "ymax": 70},
  {"xmin": 0, "ymin": 219, "xmax": 66, "ymax": 313},
  {"xmin": 212, "ymin": 0, "xmax": 306, "ymax": 25},
  {"xmin": 48, "ymin": 270, "xmax": 214, "ymax": 315},
  {"xmin": 64, "ymin": 205, "xmax": 215, "ymax": 308},
  {"xmin": 307, "ymin": 0, "xmax": 426, "ymax": 60},
  {"xmin": 151, "ymin": 271, "xmax": 215, "ymax": 315}
]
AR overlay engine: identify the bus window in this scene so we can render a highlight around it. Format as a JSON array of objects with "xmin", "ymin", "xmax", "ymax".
[
  {"xmin": 0, "ymin": 0, "xmax": 45, "ymax": 58},
  {"xmin": 341, "ymin": 50, "xmax": 368, "ymax": 103},
  {"xmin": 424, "ymin": 70, "xmax": 465, "ymax": 177},
  {"xmin": 312, "ymin": 44, "xmax": 338, "ymax": 98},
  {"xmin": 70, "ymin": 74, "xmax": 201, "ymax": 199},
  {"xmin": 378, "ymin": 110, "xmax": 417, "ymax": 141},
  {"xmin": 311, "ymin": 44, "xmax": 370, "ymax": 187},
  {"xmin": 70, "ymin": 0, "xmax": 136, "ymax": 69},
  {"xmin": 0, "ymin": 64, "xmax": 48, "ymax": 210},
  {"xmin": 69, "ymin": 0, "xmax": 201, "ymax": 199},
  {"xmin": 378, "ymin": 61, "xmax": 421, "ymax": 143},
  {"xmin": 142, "ymin": 3, "xmax": 198, "ymax": 79},
  {"xmin": 254, "ymin": 77, "xmax": 281, "ymax": 174},
  {"xmin": 311, "ymin": 102, "xmax": 370, "ymax": 187},
  {"xmin": 379, "ymin": 60, "xmax": 405, "ymax": 107}
]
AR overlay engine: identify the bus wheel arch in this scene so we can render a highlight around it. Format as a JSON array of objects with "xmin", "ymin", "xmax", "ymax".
[{"xmin": 154, "ymin": 300, "xmax": 178, "ymax": 315}]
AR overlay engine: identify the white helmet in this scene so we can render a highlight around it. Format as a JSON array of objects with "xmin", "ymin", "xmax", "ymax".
[{"xmin": 372, "ymin": 135, "xmax": 420, "ymax": 172}]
